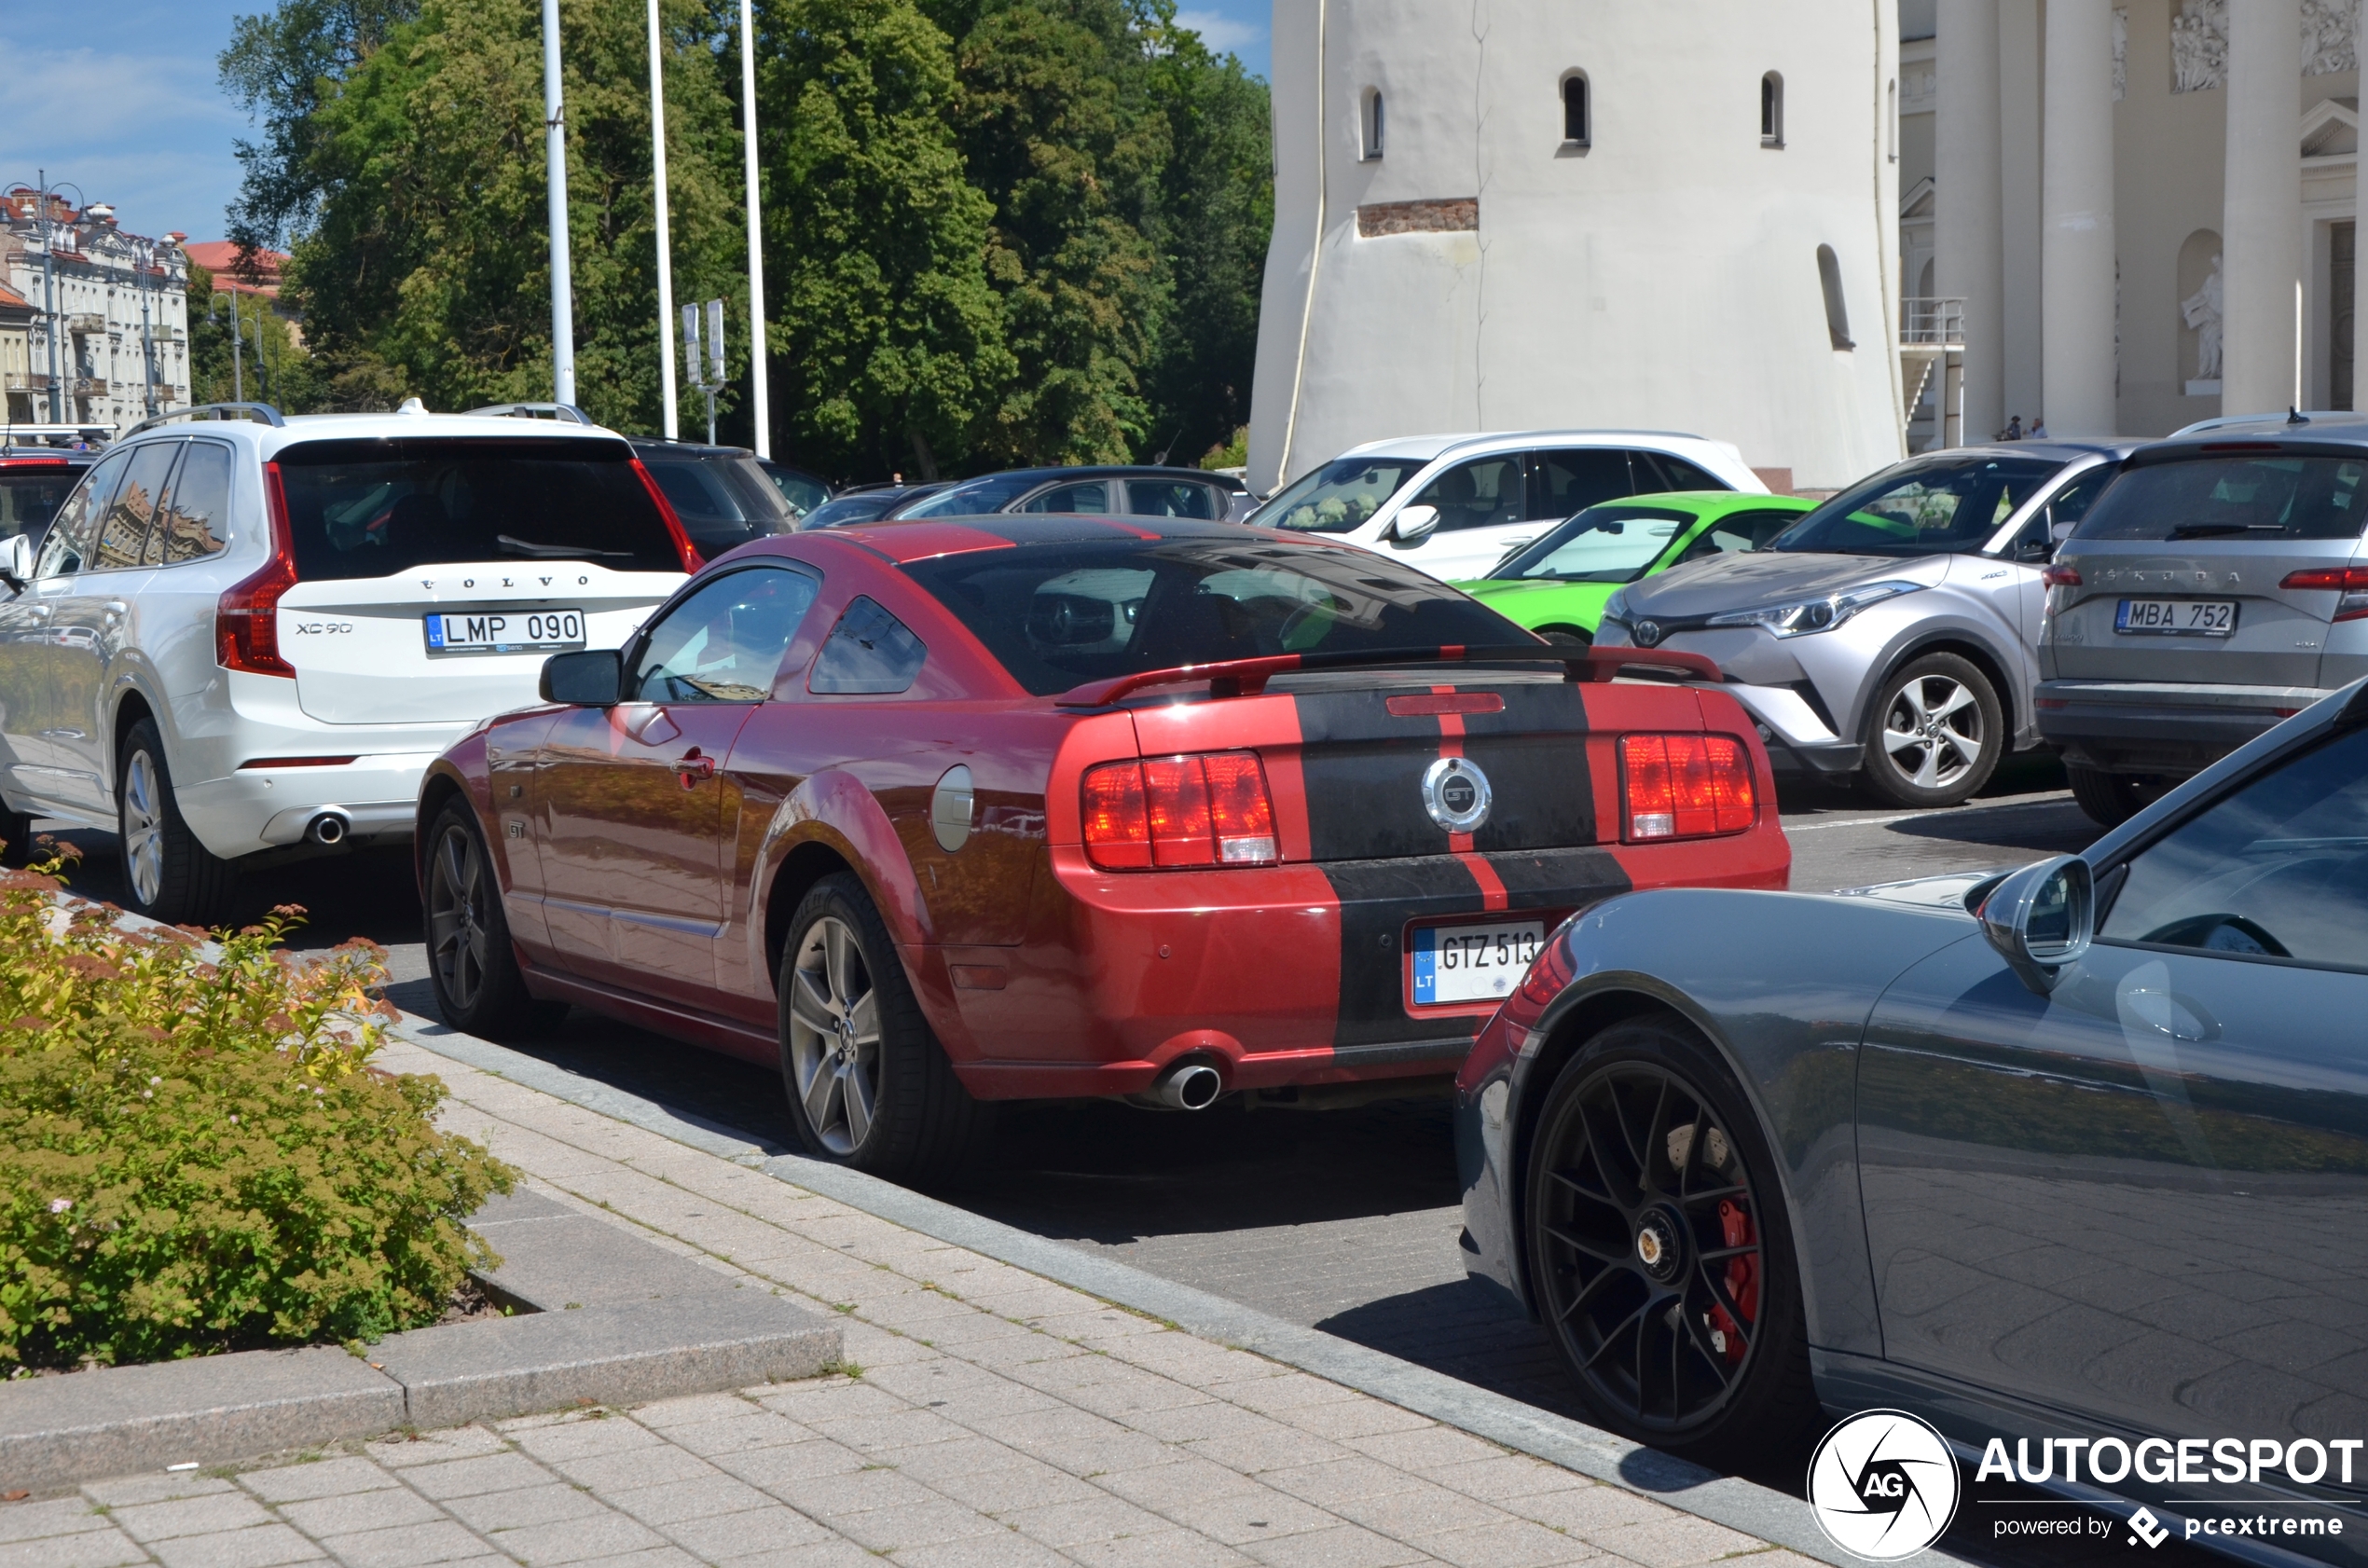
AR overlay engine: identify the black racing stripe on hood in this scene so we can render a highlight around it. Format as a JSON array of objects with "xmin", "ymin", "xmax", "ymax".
[
  {"xmin": 1321, "ymin": 857, "xmax": 1488, "ymax": 1049},
  {"xmin": 1292, "ymin": 690, "xmax": 1452, "ymax": 860}
]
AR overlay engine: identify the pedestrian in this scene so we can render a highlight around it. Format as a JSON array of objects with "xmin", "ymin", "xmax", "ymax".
[
  {"xmin": 2031, "ymin": 416, "xmax": 2048, "ymax": 438},
  {"xmin": 2003, "ymin": 416, "xmax": 2023, "ymax": 441}
]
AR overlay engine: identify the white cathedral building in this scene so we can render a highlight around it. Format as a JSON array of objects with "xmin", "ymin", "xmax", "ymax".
[
  {"xmin": 1248, "ymin": 0, "xmax": 2368, "ymax": 498},
  {"xmin": 1246, "ymin": 0, "xmax": 1911, "ymax": 495}
]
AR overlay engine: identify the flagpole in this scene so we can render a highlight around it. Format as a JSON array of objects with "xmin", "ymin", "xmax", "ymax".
[
  {"xmin": 739, "ymin": 0, "xmax": 769, "ymax": 457},
  {"xmin": 543, "ymin": 0, "xmax": 576, "ymax": 405},
  {"xmin": 649, "ymin": 0, "xmax": 678, "ymax": 437}
]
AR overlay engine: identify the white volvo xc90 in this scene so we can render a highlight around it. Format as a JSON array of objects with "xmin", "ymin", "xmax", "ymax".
[{"xmin": 0, "ymin": 404, "xmax": 700, "ymax": 924}]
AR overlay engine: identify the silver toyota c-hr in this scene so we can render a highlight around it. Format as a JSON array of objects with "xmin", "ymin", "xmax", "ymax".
[{"xmin": 1594, "ymin": 442, "xmax": 2139, "ymax": 807}]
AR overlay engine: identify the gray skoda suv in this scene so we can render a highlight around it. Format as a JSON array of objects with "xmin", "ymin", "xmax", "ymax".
[
  {"xmin": 2039, "ymin": 413, "xmax": 2368, "ymax": 825},
  {"xmin": 1595, "ymin": 443, "xmax": 2135, "ymax": 806}
]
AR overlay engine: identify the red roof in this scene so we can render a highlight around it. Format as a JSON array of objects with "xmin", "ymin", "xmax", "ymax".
[
  {"xmin": 0, "ymin": 281, "xmax": 30, "ymax": 310},
  {"xmin": 184, "ymin": 241, "xmax": 287, "ymax": 296}
]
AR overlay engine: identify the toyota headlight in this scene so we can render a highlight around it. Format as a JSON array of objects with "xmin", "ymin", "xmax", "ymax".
[
  {"xmin": 1704, "ymin": 580, "xmax": 1924, "ymax": 639},
  {"xmin": 1602, "ymin": 588, "xmax": 1631, "ymax": 622}
]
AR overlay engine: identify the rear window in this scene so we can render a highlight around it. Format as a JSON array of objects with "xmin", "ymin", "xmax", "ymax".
[
  {"xmin": 0, "ymin": 463, "xmax": 82, "ymax": 541},
  {"xmin": 641, "ymin": 451, "xmax": 797, "ymax": 551},
  {"xmin": 902, "ymin": 538, "xmax": 1532, "ymax": 696},
  {"xmin": 273, "ymin": 437, "xmax": 683, "ymax": 580},
  {"xmin": 2073, "ymin": 453, "xmax": 2368, "ymax": 542}
]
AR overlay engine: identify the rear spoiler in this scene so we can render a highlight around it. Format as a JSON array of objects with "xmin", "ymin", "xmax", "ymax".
[{"xmin": 1053, "ymin": 645, "xmax": 1721, "ymax": 708}]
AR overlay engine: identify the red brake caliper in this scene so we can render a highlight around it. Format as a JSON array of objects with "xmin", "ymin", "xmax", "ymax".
[{"xmin": 1705, "ymin": 1199, "xmax": 1756, "ymax": 1365}]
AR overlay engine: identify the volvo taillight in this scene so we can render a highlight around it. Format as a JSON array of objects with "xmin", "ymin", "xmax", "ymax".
[
  {"xmin": 1618, "ymin": 733, "xmax": 1755, "ymax": 842},
  {"xmin": 2280, "ymin": 565, "xmax": 2368, "ymax": 622},
  {"xmin": 215, "ymin": 461, "xmax": 300, "ymax": 678},
  {"xmin": 1081, "ymin": 752, "xmax": 1277, "ymax": 870}
]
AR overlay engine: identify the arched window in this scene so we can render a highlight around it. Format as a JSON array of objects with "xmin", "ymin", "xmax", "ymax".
[
  {"xmin": 1761, "ymin": 72, "xmax": 1784, "ymax": 145},
  {"xmin": 1362, "ymin": 89, "xmax": 1385, "ymax": 159},
  {"xmin": 1817, "ymin": 244, "xmax": 1853, "ymax": 350},
  {"xmin": 1562, "ymin": 74, "xmax": 1590, "ymax": 145}
]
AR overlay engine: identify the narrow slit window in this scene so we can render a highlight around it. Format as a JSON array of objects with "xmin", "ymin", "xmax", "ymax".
[
  {"xmin": 1761, "ymin": 73, "xmax": 1783, "ymax": 145},
  {"xmin": 1816, "ymin": 244, "xmax": 1853, "ymax": 349},
  {"xmin": 1363, "ymin": 89, "xmax": 1385, "ymax": 159},
  {"xmin": 1562, "ymin": 74, "xmax": 1590, "ymax": 144}
]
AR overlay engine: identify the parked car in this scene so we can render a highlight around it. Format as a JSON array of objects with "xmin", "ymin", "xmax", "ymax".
[
  {"xmin": 416, "ymin": 515, "xmax": 1789, "ymax": 1177},
  {"xmin": 0, "ymin": 403, "xmax": 699, "ymax": 922},
  {"xmin": 1461, "ymin": 675, "xmax": 2368, "ymax": 1553},
  {"xmin": 756, "ymin": 459, "xmax": 832, "ymax": 521},
  {"xmin": 2039, "ymin": 413, "xmax": 2368, "ymax": 825},
  {"xmin": 629, "ymin": 439, "xmax": 806, "ymax": 554},
  {"xmin": 799, "ymin": 482, "xmax": 952, "ymax": 530},
  {"xmin": 0, "ymin": 448, "xmax": 99, "ymax": 557},
  {"xmin": 882, "ymin": 466, "xmax": 1250, "ymax": 524},
  {"xmin": 1249, "ymin": 432, "xmax": 1766, "ymax": 583},
  {"xmin": 1454, "ymin": 493, "xmax": 1819, "ymax": 645},
  {"xmin": 1594, "ymin": 442, "xmax": 2136, "ymax": 806}
]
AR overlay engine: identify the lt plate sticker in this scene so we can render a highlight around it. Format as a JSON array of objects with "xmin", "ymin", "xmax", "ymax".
[{"xmin": 1411, "ymin": 920, "xmax": 1544, "ymax": 1006}]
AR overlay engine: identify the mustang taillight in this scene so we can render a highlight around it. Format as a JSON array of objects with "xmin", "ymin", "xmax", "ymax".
[
  {"xmin": 2281, "ymin": 565, "xmax": 2368, "ymax": 622},
  {"xmin": 1618, "ymin": 733, "xmax": 1755, "ymax": 842},
  {"xmin": 215, "ymin": 461, "xmax": 300, "ymax": 679},
  {"xmin": 1082, "ymin": 752, "xmax": 1277, "ymax": 870}
]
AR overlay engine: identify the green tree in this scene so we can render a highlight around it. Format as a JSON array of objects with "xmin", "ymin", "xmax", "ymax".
[
  {"xmin": 184, "ymin": 263, "xmax": 323, "ymax": 413},
  {"xmin": 752, "ymin": 0, "xmax": 1012, "ymax": 477}
]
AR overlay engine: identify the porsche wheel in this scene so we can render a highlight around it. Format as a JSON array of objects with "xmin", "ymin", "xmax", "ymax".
[
  {"xmin": 1525, "ymin": 1013, "xmax": 1815, "ymax": 1459},
  {"xmin": 778, "ymin": 873, "xmax": 989, "ymax": 1178},
  {"xmin": 423, "ymin": 802, "xmax": 565, "ymax": 1040},
  {"xmin": 1857, "ymin": 653, "xmax": 2002, "ymax": 808},
  {"xmin": 117, "ymin": 718, "xmax": 237, "ymax": 926}
]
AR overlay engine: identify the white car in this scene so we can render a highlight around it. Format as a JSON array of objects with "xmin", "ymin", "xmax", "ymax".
[
  {"xmin": 1247, "ymin": 430, "xmax": 1767, "ymax": 581},
  {"xmin": 0, "ymin": 403, "xmax": 699, "ymax": 924}
]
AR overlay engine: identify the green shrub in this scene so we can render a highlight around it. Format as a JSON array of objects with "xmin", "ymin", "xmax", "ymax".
[{"xmin": 0, "ymin": 864, "xmax": 514, "ymax": 1369}]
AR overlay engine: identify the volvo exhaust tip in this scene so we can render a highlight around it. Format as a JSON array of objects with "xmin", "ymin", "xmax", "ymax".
[
  {"xmin": 1155, "ymin": 1062, "xmax": 1224, "ymax": 1111},
  {"xmin": 306, "ymin": 811, "xmax": 350, "ymax": 846}
]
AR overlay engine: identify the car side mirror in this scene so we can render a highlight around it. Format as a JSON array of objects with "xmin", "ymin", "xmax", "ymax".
[
  {"xmin": 0, "ymin": 535, "xmax": 29, "ymax": 592},
  {"xmin": 541, "ymin": 648, "xmax": 622, "ymax": 707},
  {"xmin": 1978, "ymin": 854, "xmax": 2093, "ymax": 994},
  {"xmin": 1389, "ymin": 503, "xmax": 1440, "ymax": 546}
]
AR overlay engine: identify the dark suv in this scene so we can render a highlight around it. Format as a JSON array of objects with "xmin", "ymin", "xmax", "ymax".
[
  {"xmin": 2039, "ymin": 413, "xmax": 2368, "ymax": 823},
  {"xmin": 629, "ymin": 440, "xmax": 816, "ymax": 557}
]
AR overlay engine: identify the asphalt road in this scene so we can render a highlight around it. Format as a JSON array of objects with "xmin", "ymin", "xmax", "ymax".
[{"xmin": 35, "ymin": 752, "xmax": 2216, "ymax": 1568}]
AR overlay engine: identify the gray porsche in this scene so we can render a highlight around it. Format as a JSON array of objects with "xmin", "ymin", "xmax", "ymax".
[{"xmin": 1459, "ymin": 674, "xmax": 2368, "ymax": 1552}]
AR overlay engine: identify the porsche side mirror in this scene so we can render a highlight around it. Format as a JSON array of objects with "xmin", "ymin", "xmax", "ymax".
[
  {"xmin": 1979, "ymin": 854, "xmax": 2093, "ymax": 994},
  {"xmin": 1388, "ymin": 503, "xmax": 1439, "ymax": 546},
  {"xmin": 0, "ymin": 534, "xmax": 31, "ymax": 592},
  {"xmin": 541, "ymin": 648, "xmax": 622, "ymax": 707}
]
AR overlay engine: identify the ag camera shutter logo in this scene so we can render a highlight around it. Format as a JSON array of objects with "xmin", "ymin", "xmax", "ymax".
[{"xmin": 1808, "ymin": 1410, "xmax": 1962, "ymax": 1560}]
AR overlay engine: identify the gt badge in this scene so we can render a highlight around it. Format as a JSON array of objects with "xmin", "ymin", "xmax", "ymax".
[{"xmin": 1421, "ymin": 756, "xmax": 1492, "ymax": 833}]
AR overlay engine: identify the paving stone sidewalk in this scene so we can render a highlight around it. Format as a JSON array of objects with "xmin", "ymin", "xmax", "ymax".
[{"xmin": 0, "ymin": 1037, "xmax": 1818, "ymax": 1568}]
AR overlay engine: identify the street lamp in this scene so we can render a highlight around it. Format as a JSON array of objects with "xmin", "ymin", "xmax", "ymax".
[
  {"xmin": 206, "ymin": 291, "xmax": 243, "ymax": 403},
  {"xmin": 3, "ymin": 172, "xmax": 88, "ymax": 425}
]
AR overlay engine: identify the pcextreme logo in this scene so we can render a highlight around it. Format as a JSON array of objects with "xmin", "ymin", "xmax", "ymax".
[{"xmin": 1808, "ymin": 1410, "xmax": 1962, "ymax": 1561}]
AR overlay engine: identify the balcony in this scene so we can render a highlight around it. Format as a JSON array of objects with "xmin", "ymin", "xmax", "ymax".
[
  {"xmin": 1900, "ymin": 296, "xmax": 1966, "ymax": 351},
  {"xmin": 64, "ymin": 313, "xmax": 104, "ymax": 336}
]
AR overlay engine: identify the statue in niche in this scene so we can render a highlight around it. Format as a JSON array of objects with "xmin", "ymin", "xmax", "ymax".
[
  {"xmin": 2183, "ymin": 255, "xmax": 2224, "ymax": 381},
  {"xmin": 2172, "ymin": 0, "xmax": 2227, "ymax": 92}
]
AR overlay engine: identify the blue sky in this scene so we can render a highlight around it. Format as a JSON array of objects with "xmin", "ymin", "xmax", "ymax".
[{"xmin": 0, "ymin": 0, "xmax": 1269, "ymax": 249}]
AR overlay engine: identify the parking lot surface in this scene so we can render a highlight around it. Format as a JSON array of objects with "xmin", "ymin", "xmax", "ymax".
[{"xmin": 38, "ymin": 754, "xmax": 2202, "ymax": 1568}]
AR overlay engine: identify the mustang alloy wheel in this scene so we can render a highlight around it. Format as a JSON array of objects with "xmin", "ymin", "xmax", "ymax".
[
  {"xmin": 785, "ymin": 915, "xmax": 883, "ymax": 1156},
  {"xmin": 423, "ymin": 801, "xmax": 562, "ymax": 1039},
  {"xmin": 1526, "ymin": 1015, "xmax": 1814, "ymax": 1456},
  {"xmin": 1859, "ymin": 652, "xmax": 2002, "ymax": 808},
  {"xmin": 777, "ymin": 873, "xmax": 991, "ymax": 1177},
  {"xmin": 114, "ymin": 717, "xmax": 236, "ymax": 926}
]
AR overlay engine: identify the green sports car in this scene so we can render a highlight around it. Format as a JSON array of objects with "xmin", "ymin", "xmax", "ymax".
[{"xmin": 1452, "ymin": 490, "xmax": 1821, "ymax": 644}]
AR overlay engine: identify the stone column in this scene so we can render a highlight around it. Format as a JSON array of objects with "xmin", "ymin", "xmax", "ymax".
[
  {"xmin": 1937, "ymin": 0, "xmax": 2006, "ymax": 442},
  {"xmin": 2041, "ymin": 0, "xmax": 2118, "ymax": 434},
  {"xmin": 2223, "ymin": 0, "xmax": 2303, "ymax": 415}
]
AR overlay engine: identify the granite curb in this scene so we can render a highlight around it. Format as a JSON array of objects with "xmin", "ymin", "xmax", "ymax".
[
  {"xmin": 0, "ymin": 1188, "xmax": 839, "ymax": 1492},
  {"xmin": 392, "ymin": 1011, "xmax": 1972, "ymax": 1568}
]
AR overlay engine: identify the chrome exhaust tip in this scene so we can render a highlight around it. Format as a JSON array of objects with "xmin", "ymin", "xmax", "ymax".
[
  {"xmin": 306, "ymin": 812, "xmax": 350, "ymax": 846},
  {"xmin": 1155, "ymin": 1062, "xmax": 1224, "ymax": 1111}
]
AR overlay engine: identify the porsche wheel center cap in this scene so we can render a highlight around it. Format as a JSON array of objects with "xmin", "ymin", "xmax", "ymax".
[{"xmin": 1634, "ymin": 1213, "xmax": 1681, "ymax": 1282}]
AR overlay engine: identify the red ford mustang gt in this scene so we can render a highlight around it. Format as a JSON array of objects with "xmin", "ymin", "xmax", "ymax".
[{"xmin": 416, "ymin": 516, "xmax": 1789, "ymax": 1176}]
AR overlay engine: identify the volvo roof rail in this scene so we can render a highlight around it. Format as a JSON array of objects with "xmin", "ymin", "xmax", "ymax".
[
  {"xmin": 464, "ymin": 402, "xmax": 597, "ymax": 425},
  {"xmin": 119, "ymin": 403, "xmax": 286, "ymax": 440}
]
